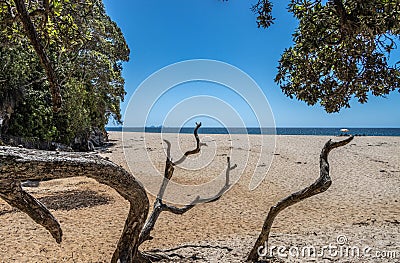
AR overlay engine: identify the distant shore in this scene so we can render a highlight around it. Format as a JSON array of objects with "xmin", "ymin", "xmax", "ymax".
[{"xmin": 106, "ymin": 127, "xmax": 400, "ymax": 136}]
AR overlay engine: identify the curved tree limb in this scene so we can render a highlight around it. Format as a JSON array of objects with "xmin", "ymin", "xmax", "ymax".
[
  {"xmin": 0, "ymin": 179, "xmax": 62, "ymax": 243},
  {"xmin": 195, "ymin": 156, "xmax": 237, "ymax": 204},
  {"xmin": 247, "ymin": 136, "xmax": 354, "ymax": 262},
  {"xmin": 161, "ymin": 156, "xmax": 237, "ymax": 213},
  {"xmin": 0, "ymin": 146, "xmax": 149, "ymax": 263}
]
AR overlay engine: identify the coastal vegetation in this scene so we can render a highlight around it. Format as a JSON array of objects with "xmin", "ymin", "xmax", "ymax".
[
  {"xmin": 0, "ymin": 0, "xmax": 128, "ymax": 148},
  {"xmin": 253, "ymin": 0, "xmax": 400, "ymax": 112}
]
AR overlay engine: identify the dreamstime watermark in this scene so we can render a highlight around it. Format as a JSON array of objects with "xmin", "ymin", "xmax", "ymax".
[
  {"xmin": 258, "ymin": 235, "xmax": 399, "ymax": 260},
  {"xmin": 122, "ymin": 59, "xmax": 276, "ymax": 205}
]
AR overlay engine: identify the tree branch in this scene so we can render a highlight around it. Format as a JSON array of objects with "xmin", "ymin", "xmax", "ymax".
[
  {"xmin": 173, "ymin": 122, "xmax": 202, "ymax": 165},
  {"xmin": 3, "ymin": 0, "xmax": 17, "ymax": 19},
  {"xmin": 196, "ymin": 156, "xmax": 237, "ymax": 204},
  {"xmin": 13, "ymin": 0, "xmax": 62, "ymax": 112},
  {"xmin": 138, "ymin": 123, "xmax": 236, "ymax": 249},
  {"xmin": 138, "ymin": 123, "xmax": 203, "ymax": 245},
  {"xmin": 0, "ymin": 179, "xmax": 62, "ymax": 243},
  {"xmin": 247, "ymin": 136, "xmax": 354, "ymax": 262},
  {"xmin": 0, "ymin": 146, "xmax": 149, "ymax": 263},
  {"xmin": 160, "ymin": 156, "xmax": 237, "ymax": 213},
  {"xmin": 20, "ymin": 76, "xmax": 47, "ymax": 89}
]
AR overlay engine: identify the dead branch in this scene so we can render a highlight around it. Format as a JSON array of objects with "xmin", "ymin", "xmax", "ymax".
[
  {"xmin": 173, "ymin": 122, "xmax": 202, "ymax": 165},
  {"xmin": 138, "ymin": 123, "xmax": 236, "ymax": 248},
  {"xmin": 195, "ymin": 156, "xmax": 237, "ymax": 204},
  {"xmin": 247, "ymin": 136, "xmax": 354, "ymax": 262},
  {"xmin": 138, "ymin": 122, "xmax": 202, "ymax": 245},
  {"xmin": 0, "ymin": 179, "xmax": 62, "ymax": 242},
  {"xmin": 0, "ymin": 146, "xmax": 149, "ymax": 263},
  {"xmin": 160, "ymin": 156, "xmax": 236, "ymax": 213}
]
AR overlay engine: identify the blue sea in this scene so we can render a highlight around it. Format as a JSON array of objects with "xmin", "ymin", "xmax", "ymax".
[{"xmin": 106, "ymin": 127, "xmax": 400, "ymax": 136}]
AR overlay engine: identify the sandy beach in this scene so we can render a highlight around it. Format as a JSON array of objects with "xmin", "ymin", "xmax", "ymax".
[{"xmin": 0, "ymin": 132, "xmax": 399, "ymax": 262}]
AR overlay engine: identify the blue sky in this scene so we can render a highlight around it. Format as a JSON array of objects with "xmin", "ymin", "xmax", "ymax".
[{"xmin": 104, "ymin": 0, "xmax": 400, "ymax": 128}]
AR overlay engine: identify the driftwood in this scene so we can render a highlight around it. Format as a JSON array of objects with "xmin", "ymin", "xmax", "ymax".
[
  {"xmin": 247, "ymin": 136, "xmax": 354, "ymax": 262},
  {"xmin": 0, "ymin": 146, "xmax": 149, "ymax": 263},
  {"xmin": 138, "ymin": 123, "xmax": 237, "ymax": 260}
]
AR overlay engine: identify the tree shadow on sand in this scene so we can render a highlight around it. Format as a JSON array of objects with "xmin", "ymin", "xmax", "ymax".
[{"xmin": 0, "ymin": 189, "xmax": 112, "ymax": 215}]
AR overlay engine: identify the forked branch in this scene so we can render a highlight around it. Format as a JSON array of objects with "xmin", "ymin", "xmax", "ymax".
[
  {"xmin": 247, "ymin": 136, "xmax": 354, "ymax": 262},
  {"xmin": 138, "ymin": 123, "xmax": 236, "ymax": 247}
]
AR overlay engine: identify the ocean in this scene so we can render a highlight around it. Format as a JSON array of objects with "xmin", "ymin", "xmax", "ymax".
[{"xmin": 106, "ymin": 127, "xmax": 400, "ymax": 136}]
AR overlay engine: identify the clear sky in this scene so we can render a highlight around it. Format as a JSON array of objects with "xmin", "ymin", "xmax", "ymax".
[{"xmin": 103, "ymin": 0, "xmax": 400, "ymax": 128}]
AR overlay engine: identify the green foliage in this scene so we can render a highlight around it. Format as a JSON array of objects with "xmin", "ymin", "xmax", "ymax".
[
  {"xmin": 0, "ymin": 0, "xmax": 129, "ymax": 144},
  {"xmin": 251, "ymin": 0, "xmax": 275, "ymax": 28},
  {"xmin": 273, "ymin": 0, "xmax": 400, "ymax": 112},
  {"xmin": 6, "ymin": 85, "xmax": 58, "ymax": 141}
]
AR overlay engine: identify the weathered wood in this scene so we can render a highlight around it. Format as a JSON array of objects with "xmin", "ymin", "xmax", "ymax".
[
  {"xmin": 0, "ymin": 179, "xmax": 62, "ymax": 243},
  {"xmin": 138, "ymin": 122, "xmax": 203, "ymax": 245},
  {"xmin": 173, "ymin": 122, "xmax": 202, "ymax": 165},
  {"xmin": 138, "ymin": 123, "xmax": 236, "ymax": 248},
  {"xmin": 247, "ymin": 136, "xmax": 354, "ymax": 262},
  {"xmin": 0, "ymin": 146, "xmax": 149, "ymax": 263}
]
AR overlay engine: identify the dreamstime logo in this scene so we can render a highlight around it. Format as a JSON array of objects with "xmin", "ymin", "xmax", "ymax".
[
  {"xmin": 336, "ymin": 234, "xmax": 348, "ymax": 245},
  {"xmin": 258, "ymin": 235, "xmax": 399, "ymax": 260},
  {"xmin": 122, "ymin": 59, "xmax": 276, "ymax": 205}
]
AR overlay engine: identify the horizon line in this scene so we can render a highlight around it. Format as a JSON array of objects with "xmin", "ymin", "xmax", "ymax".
[{"xmin": 106, "ymin": 126, "xmax": 400, "ymax": 129}]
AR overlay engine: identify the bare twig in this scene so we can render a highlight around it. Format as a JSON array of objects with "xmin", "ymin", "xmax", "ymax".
[
  {"xmin": 247, "ymin": 136, "xmax": 354, "ymax": 262},
  {"xmin": 173, "ymin": 122, "xmax": 202, "ymax": 165}
]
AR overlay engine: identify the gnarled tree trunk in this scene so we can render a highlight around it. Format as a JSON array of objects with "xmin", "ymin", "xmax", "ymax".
[{"xmin": 0, "ymin": 146, "xmax": 149, "ymax": 263}]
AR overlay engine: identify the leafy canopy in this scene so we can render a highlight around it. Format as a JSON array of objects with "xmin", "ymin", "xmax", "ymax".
[
  {"xmin": 252, "ymin": 0, "xmax": 400, "ymax": 112},
  {"xmin": 0, "ymin": 0, "xmax": 129, "ymax": 144}
]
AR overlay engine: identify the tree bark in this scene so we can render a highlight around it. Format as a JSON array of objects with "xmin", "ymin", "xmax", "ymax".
[
  {"xmin": 0, "ymin": 146, "xmax": 149, "ymax": 263},
  {"xmin": 247, "ymin": 136, "xmax": 354, "ymax": 262},
  {"xmin": 13, "ymin": 0, "xmax": 62, "ymax": 112}
]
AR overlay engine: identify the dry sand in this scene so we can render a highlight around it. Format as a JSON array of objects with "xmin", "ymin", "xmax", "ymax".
[{"xmin": 0, "ymin": 132, "xmax": 399, "ymax": 262}]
